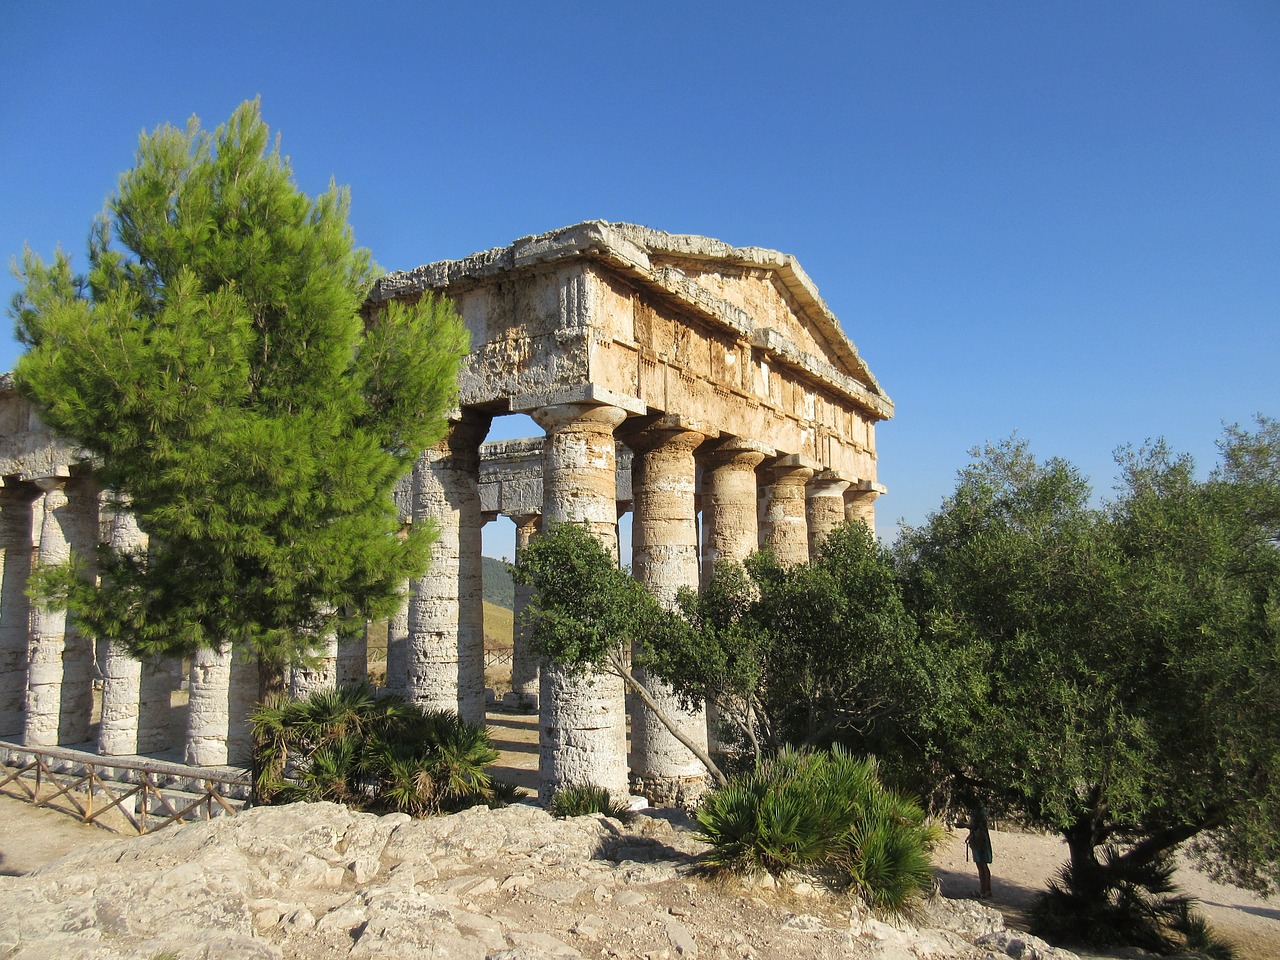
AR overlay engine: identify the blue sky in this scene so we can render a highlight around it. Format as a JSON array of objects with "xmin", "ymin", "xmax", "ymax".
[{"xmin": 3, "ymin": 2, "xmax": 1277, "ymax": 558}]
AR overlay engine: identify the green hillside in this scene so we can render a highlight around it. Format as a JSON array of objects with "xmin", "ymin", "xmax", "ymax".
[{"xmin": 483, "ymin": 556, "xmax": 515, "ymax": 609}]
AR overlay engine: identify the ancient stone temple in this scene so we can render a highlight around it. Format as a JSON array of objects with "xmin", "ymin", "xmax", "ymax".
[{"xmin": 0, "ymin": 221, "xmax": 892, "ymax": 804}]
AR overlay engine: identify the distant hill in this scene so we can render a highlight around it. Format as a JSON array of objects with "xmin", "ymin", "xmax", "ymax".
[{"xmin": 483, "ymin": 556, "xmax": 515, "ymax": 609}]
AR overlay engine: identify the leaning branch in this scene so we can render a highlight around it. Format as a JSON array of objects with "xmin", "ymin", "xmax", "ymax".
[{"xmin": 607, "ymin": 652, "xmax": 729, "ymax": 787}]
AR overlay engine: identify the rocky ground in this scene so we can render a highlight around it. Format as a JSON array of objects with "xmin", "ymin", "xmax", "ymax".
[
  {"xmin": 0, "ymin": 708, "xmax": 1274, "ymax": 960},
  {"xmin": 0, "ymin": 795, "xmax": 1071, "ymax": 960}
]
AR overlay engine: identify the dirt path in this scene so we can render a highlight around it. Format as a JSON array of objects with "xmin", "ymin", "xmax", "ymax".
[{"xmin": 932, "ymin": 824, "xmax": 1280, "ymax": 959}]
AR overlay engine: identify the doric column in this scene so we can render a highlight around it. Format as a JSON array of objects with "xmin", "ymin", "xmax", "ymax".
[
  {"xmin": 531, "ymin": 401, "xmax": 630, "ymax": 801},
  {"xmin": 844, "ymin": 480, "xmax": 885, "ymax": 537},
  {"xmin": 698, "ymin": 438, "xmax": 769, "ymax": 754},
  {"xmin": 759, "ymin": 455, "xmax": 816, "ymax": 566},
  {"xmin": 509, "ymin": 512, "xmax": 541, "ymax": 710},
  {"xmin": 135, "ymin": 656, "xmax": 180, "ymax": 755},
  {"xmin": 98, "ymin": 495, "xmax": 149, "ymax": 755},
  {"xmin": 699, "ymin": 439, "xmax": 769, "ymax": 588},
  {"xmin": 383, "ymin": 583, "xmax": 410, "ymax": 696},
  {"xmin": 24, "ymin": 475, "xmax": 97, "ymax": 746},
  {"xmin": 95, "ymin": 489, "xmax": 179, "ymax": 755},
  {"xmin": 807, "ymin": 470, "xmax": 851, "ymax": 557},
  {"xmin": 95, "ymin": 495, "xmax": 178, "ymax": 756},
  {"xmin": 0, "ymin": 483, "xmax": 36, "ymax": 737},
  {"xmin": 407, "ymin": 410, "xmax": 491, "ymax": 727},
  {"xmin": 185, "ymin": 645, "xmax": 258, "ymax": 767},
  {"xmin": 289, "ymin": 632, "xmax": 338, "ymax": 699},
  {"xmin": 185, "ymin": 646, "xmax": 232, "ymax": 765},
  {"xmin": 623, "ymin": 416, "xmax": 709, "ymax": 805}
]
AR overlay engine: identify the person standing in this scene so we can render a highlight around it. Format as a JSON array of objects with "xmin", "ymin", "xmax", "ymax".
[{"xmin": 967, "ymin": 804, "xmax": 993, "ymax": 898}]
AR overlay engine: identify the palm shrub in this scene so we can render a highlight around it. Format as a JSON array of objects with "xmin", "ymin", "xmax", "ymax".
[
  {"xmin": 695, "ymin": 746, "xmax": 941, "ymax": 913},
  {"xmin": 250, "ymin": 684, "xmax": 500, "ymax": 815},
  {"xmin": 1030, "ymin": 847, "xmax": 1236, "ymax": 958},
  {"xmin": 548, "ymin": 783, "xmax": 635, "ymax": 823}
]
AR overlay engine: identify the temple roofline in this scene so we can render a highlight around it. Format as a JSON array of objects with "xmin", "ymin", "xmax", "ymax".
[{"xmin": 369, "ymin": 221, "xmax": 892, "ymax": 416}]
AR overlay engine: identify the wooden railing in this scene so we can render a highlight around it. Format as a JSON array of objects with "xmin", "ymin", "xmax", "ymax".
[
  {"xmin": 484, "ymin": 645, "xmax": 514, "ymax": 668},
  {"xmin": 0, "ymin": 739, "xmax": 251, "ymax": 835}
]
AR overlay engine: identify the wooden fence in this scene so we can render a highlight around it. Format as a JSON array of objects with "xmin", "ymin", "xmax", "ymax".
[{"xmin": 0, "ymin": 738, "xmax": 251, "ymax": 835}]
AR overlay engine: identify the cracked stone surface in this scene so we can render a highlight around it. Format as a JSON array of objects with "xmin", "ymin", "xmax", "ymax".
[{"xmin": 0, "ymin": 797, "xmax": 1088, "ymax": 960}]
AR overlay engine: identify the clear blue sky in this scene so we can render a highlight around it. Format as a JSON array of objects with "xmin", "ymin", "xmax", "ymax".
[{"xmin": 3, "ymin": 2, "xmax": 1277, "ymax": 556}]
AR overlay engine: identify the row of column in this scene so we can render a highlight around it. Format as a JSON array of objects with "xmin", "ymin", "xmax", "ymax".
[
  {"xmin": 0, "ymin": 476, "xmax": 349, "ymax": 767},
  {"xmin": 398, "ymin": 401, "xmax": 878, "ymax": 804},
  {"xmin": 0, "ymin": 404, "xmax": 878, "ymax": 800}
]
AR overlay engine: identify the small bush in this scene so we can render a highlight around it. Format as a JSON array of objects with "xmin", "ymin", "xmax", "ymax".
[
  {"xmin": 250, "ymin": 684, "xmax": 500, "ymax": 816},
  {"xmin": 487, "ymin": 779, "xmax": 527, "ymax": 809},
  {"xmin": 694, "ymin": 746, "xmax": 940, "ymax": 913},
  {"xmin": 1029, "ymin": 847, "xmax": 1236, "ymax": 958},
  {"xmin": 548, "ymin": 783, "xmax": 635, "ymax": 823}
]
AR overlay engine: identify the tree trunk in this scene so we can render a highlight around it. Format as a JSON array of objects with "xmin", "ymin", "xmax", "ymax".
[
  {"xmin": 1062, "ymin": 789, "xmax": 1109, "ymax": 895},
  {"xmin": 258, "ymin": 652, "xmax": 288, "ymax": 702}
]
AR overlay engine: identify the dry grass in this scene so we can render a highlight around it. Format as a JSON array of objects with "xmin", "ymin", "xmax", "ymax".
[{"xmin": 484, "ymin": 601, "xmax": 514, "ymax": 647}]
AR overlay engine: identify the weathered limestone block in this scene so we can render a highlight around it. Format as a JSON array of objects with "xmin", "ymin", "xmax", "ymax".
[
  {"xmin": 759, "ymin": 455, "xmax": 815, "ymax": 566},
  {"xmin": 406, "ymin": 412, "xmax": 491, "ymax": 727},
  {"xmin": 0, "ymin": 484, "xmax": 35, "ymax": 737},
  {"xmin": 806, "ymin": 469, "xmax": 850, "ymax": 557},
  {"xmin": 532, "ymin": 401, "xmax": 630, "ymax": 801},
  {"xmin": 623, "ymin": 417, "xmax": 709, "ymax": 804}
]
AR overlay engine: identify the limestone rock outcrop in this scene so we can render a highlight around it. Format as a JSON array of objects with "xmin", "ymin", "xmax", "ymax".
[{"xmin": 0, "ymin": 800, "xmax": 1082, "ymax": 960}]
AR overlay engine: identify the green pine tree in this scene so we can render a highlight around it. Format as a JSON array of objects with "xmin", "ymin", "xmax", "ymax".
[{"xmin": 9, "ymin": 100, "xmax": 468, "ymax": 692}]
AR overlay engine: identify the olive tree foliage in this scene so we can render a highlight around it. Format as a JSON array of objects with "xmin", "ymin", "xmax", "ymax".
[
  {"xmin": 659, "ymin": 522, "xmax": 932, "ymax": 770},
  {"xmin": 511, "ymin": 520, "xmax": 729, "ymax": 785},
  {"xmin": 896, "ymin": 423, "xmax": 1280, "ymax": 896},
  {"xmin": 9, "ymin": 100, "xmax": 468, "ymax": 683}
]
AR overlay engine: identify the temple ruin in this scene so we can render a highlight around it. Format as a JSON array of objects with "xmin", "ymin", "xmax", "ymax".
[{"xmin": 0, "ymin": 221, "xmax": 892, "ymax": 803}]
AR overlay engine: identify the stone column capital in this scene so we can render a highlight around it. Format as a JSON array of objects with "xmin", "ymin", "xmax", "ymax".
[
  {"xmin": 511, "ymin": 513, "xmax": 542, "ymax": 550},
  {"xmin": 808, "ymin": 469, "xmax": 851, "ymax": 499},
  {"xmin": 843, "ymin": 481, "xmax": 885, "ymax": 537},
  {"xmin": 699, "ymin": 436, "xmax": 773, "ymax": 471},
  {"xmin": 509, "ymin": 511, "xmax": 542, "ymax": 531},
  {"xmin": 530, "ymin": 401, "xmax": 628, "ymax": 437},
  {"xmin": 618, "ymin": 414, "xmax": 714, "ymax": 456},
  {"xmin": 762, "ymin": 456, "xmax": 817, "ymax": 488}
]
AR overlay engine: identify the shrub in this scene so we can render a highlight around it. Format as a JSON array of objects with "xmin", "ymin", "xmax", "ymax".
[
  {"xmin": 250, "ymin": 683, "xmax": 499, "ymax": 816},
  {"xmin": 694, "ymin": 746, "xmax": 941, "ymax": 913},
  {"xmin": 1029, "ymin": 847, "xmax": 1236, "ymax": 958},
  {"xmin": 487, "ymin": 779, "xmax": 527, "ymax": 809},
  {"xmin": 548, "ymin": 783, "xmax": 635, "ymax": 823}
]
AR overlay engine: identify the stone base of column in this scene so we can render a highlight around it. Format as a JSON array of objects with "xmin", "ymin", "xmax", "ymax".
[
  {"xmin": 539, "ymin": 663, "xmax": 630, "ymax": 802},
  {"xmin": 629, "ymin": 772, "xmax": 709, "ymax": 808},
  {"xmin": 499, "ymin": 689, "xmax": 539, "ymax": 712}
]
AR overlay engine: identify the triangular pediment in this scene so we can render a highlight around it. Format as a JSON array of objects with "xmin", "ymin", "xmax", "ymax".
[{"xmin": 371, "ymin": 221, "xmax": 893, "ymax": 421}]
